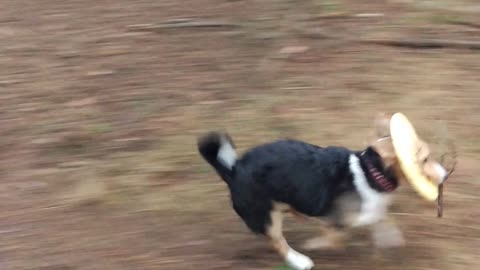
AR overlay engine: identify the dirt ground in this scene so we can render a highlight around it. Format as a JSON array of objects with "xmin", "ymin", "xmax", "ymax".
[{"xmin": 1, "ymin": 0, "xmax": 479, "ymax": 269}]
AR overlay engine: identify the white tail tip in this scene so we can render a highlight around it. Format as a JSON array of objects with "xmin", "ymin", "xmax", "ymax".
[{"xmin": 217, "ymin": 137, "xmax": 237, "ymax": 169}]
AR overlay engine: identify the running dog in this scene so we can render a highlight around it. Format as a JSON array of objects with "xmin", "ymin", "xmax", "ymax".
[{"xmin": 197, "ymin": 114, "xmax": 448, "ymax": 270}]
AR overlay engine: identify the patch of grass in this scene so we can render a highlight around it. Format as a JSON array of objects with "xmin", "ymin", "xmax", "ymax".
[
  {"xmin": 315, "ymin": 0, "xmax": 347, "ymax": 14},
  {"xmin": 428, "ymin": 12, "xmax": 462, "ymax": 24},
  {"xmin": 273, "ymin": 264, "xmax": 292, "ymax": 270},
  {"xmin": 60, "ymin": 172, "xmax": 107, "ymax": 207},
  {"xmin": 88, "ymin": 123, "xmax": 113, "ymax": 134},
  {"xmin": 104, "ymin": 183, "xmax": 139, "ymax": 207},
  {"xmin": 55, "ymin": 132, "xmax": 94, "ymax": 154}
]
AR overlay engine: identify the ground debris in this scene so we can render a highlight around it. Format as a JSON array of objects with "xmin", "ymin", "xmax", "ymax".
[
  {"xmin": 127, "ymin": 18, "xmax": 240, "ymax": 32},
  {"xmin": 361, "ymin": 38, "xmax": 480, "ymax": 50}
]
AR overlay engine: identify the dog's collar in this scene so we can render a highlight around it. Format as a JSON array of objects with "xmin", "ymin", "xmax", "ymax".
[{"xmin": 359, "ymin": 148, "xmax": 398, "ymax": 193}]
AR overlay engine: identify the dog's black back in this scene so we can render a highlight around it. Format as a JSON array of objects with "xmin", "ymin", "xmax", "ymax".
[{"xmin": 239, "ymin": 140, "xmax": 354, "ymax": 211}]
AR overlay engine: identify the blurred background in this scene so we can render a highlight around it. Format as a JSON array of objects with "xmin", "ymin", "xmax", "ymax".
[{"xmin": 1, "ymin": 0, "xmax": 479, "ymax": 269}]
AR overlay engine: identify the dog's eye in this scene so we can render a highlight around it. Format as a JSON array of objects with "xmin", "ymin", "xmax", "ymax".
[{"xmin": 423, "ymin": 157, "xmax": 428, "ymax": 164}]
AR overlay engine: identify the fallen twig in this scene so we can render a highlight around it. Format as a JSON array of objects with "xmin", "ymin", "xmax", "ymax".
[
  {"xmin": 361, "ymin": 38, "xmax": 480, "ymax": 50},
  {"xmin": 437, "ymin": 183, "xmax": 444, "ymax": 217},
  {"xmin": 448, "ymin": 21, "xmax": 480, "ymax": 29},
  {"xmin": 409, "ymin": 230, "xmax": 474, "ymax": 240},
  {"xmin": 299, "ymin": 30, "xmax": 480, "ymax": 51},
  {"xmin": 128, "ymin": 19, "xmax": 240, "ymax": 32}
]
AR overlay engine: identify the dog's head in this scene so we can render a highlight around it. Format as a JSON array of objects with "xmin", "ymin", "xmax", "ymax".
[{"xmin": 369, "ymin": 113, "xmax": 449, "ymax": 187}]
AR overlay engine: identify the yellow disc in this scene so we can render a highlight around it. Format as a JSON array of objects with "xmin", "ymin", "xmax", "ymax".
[{"xmin": 390, "ymin": 113, "xmax": 438, "ymax": 201}]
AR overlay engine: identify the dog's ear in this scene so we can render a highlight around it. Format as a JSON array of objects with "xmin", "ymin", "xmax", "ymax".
[
  {"xmin": 374, "ymin": 113, "xmax": 391, "ymax": 139},
  {"xmin": 372, "ymin": 137, "xmax": 397, "ymax": 167},
  {"xmin": 371, "ymin": 113, "xmax": 397, "ymax": 167}
]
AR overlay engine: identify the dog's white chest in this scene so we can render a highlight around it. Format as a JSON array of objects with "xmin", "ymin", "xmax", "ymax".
[{"xmin": 348, "ymin": 154, "xmax": 391, "ymax": 227}]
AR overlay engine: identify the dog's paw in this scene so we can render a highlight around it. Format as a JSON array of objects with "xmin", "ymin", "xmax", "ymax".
[{"xmin": 286, "ymin": 249, "xmax": 314, "ymax": 270}]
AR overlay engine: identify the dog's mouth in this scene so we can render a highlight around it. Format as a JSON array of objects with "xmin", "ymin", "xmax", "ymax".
[
  {"xmin": 384, "ymin": 166, "xmax": 400, "ymax": 184},
  {"xmin": 368, "ymin": 162, "xmax": 398, "ymax": 192}
]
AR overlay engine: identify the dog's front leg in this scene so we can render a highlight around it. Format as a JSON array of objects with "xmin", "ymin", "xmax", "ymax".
[
  {"xmin": 351, "ymin": 202, "xmax": 385, "ymax": 227},
  {"xmin": 351, "ymin": 193, "xmax": 393, "ymax": 228},
  {"xmin": 349, "ymin": 197, "xmax": 405, "ymax": 247}
]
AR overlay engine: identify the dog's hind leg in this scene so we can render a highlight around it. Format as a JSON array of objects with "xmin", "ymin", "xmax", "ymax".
[
  {"xmin": 285, "ymin": 208, "xmax": 309, "ymax": 222},
  {"xmin": 302, "ymin": 224, "xmax": 346, "ymax": 251},
  {"xmin": 267, "ymin": 210, "xmax": 314, "ymax": 270},
  {"xmin": 370, "ymin": 218, "xmax": 405, "ymax": 248}
]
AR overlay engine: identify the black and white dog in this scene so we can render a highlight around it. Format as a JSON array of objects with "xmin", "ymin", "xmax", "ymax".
[{"xmin": 197, "ymin": 115, "xmax": 447, "ymax": 270}]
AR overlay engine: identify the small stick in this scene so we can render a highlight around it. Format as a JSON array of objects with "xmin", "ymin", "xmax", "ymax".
[
  {"xmin": 437, "ymin": 183, "xmax": 444, "ymax": 218},
  {"xmin": 436, "ymin": 126, "xmax": 457, "ymax": 218},
  {"xmin": 437, "ymin": 156, "xmax": 457, "ymax": 218}
]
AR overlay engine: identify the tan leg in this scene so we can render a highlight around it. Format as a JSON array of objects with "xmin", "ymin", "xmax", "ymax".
[
  {"xmin": 267, "ymin": 210, "xmax": 314, "ymax": 270},
  {"xmin": 268, "ymin": 210, "xmax": 290, "ymax": 257}
]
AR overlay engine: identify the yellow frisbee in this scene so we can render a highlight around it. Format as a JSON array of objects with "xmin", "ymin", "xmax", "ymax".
[{"xmin": 390, "ymin": 113, "xmax": 438, "ymax": 201}]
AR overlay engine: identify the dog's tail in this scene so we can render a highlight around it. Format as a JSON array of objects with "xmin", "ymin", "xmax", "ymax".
[{"xmin": 197, "ymin": 131, "xmax": 237, "ymax": 184}]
